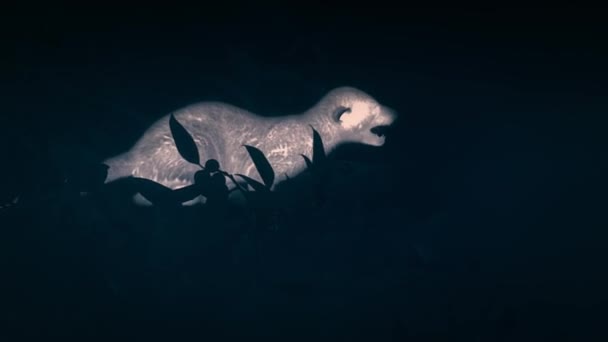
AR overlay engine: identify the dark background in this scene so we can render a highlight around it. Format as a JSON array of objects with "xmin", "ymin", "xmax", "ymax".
[{"xmin": 0, "ymin": 5, "xmax": 606, "ymax": 341}]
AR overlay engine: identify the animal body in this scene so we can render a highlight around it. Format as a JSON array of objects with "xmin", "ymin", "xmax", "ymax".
[{"xmin": 104, "ymin": 87, "xmax": 396, "ymax": 199}]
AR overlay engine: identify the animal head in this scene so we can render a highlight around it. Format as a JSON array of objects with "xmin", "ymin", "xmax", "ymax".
[{"xmin": 319, "ymin": 87, "xmax": 397, "ymax": 146}]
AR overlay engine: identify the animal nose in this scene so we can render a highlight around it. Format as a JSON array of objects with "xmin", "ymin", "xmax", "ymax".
[{"xmin": 383, "ymin": 106, "xmax": 398, "ymax": 121}]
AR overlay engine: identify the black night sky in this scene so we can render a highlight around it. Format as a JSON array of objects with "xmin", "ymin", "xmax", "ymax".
[{"xmin": 0, "ymin": 5, "xmax": 606, "ymax": 341}]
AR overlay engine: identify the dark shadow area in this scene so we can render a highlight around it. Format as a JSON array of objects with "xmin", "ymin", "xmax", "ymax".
[{"xmin": 1, "ymin": 6, "xmax": 607, "ymax": 341}]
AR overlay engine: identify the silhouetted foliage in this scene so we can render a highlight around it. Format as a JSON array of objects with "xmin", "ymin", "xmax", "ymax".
[
  {"xmin": 165, "ymin": 116, "xmax": 333, "ymax": 222},
  {"xmin": 301, "ymin": 154, "xmax": 313, "ymax": 170},
  {"xmin": 131, "ymin": 177, "xmax": 180, "ymax": 207},
  {"xmin": 193, "ymin": 165, "xmax": 228, "ymax": 201},
  {"xmin": 170, "ymin": 113, "xmax": 202, "ymax": 167},
  {"xmin": 236, "ymin": 174, "xmax": 268, "ymax": 193},
  {"xmin": 203, "ymin": 159, "xmax": 220, "ymax": 173},
  {"xmin": 3, "ymin": 111, "xmax": 343, "ymax": 227},
  {"xmin": 291, "ymin": 126, "xmax": 332, "ymax": 207},
  {"xmin": 242, "ymin": 145, "xmax": 275, "ymax": 189},
  {"xmin": 311, "ymin": 125, "xmax": 326, "ymax": 166},
  {"xmin": 301, "ymin": 126, "xmax": 327, "ymax": 174},
  {"xmin": 166, "ymin": 114, "xmax": 235, "ymax": 209}
]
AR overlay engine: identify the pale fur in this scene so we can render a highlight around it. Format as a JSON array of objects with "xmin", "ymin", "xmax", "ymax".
[{"xmin": 104, "ymin": 87, "xmax": 396, "ymax": 203}]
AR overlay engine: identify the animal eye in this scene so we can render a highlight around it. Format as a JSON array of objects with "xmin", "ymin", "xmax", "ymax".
[{"xmin": 333, "ymin": 106, "xmax": 351, "ymax": 122}]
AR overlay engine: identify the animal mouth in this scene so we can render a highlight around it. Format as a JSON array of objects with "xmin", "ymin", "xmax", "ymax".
[{"xmin": 370, "ymin": 125, "xmax": 391, "ymax": 138}]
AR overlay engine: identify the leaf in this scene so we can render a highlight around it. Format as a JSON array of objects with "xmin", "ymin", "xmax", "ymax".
[
  {"xmin": 243, "ymin": 145, "xmax": 275, "ymax": 188},
  {"xmin": 310, "ymin": 125, "xmax": 326, "ymax": 165},
  {"xmin": 236, "ymin": 174, "xmax": 268, "ymax": 193},
  {"xmin": 132, "ymin": 177, "xmax": 179, "ymax": 207},
  {"xmin": 237, "ymin": 175, "xmax": 276, "ymax": 212},
  {"xmin": 300, "ymin": 154, "xmax": 313, "ymax": 170},
  {"xmin": 221, "ymin": 172, "xmax": 247, "ymax": 192},
  {"xmin": 169, "ymin": 113, "xmax": 201, "ymax": 166}
]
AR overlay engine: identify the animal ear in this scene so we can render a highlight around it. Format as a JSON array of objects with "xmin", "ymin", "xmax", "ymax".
[{"xmin": 332, "ymin": 106, "xmax": 351, "ymax": 122}]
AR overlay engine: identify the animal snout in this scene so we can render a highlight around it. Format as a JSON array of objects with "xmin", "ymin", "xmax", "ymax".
[{"xmin": 383, "ymin": 106, "xmax": 397, "ymax": 121}]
